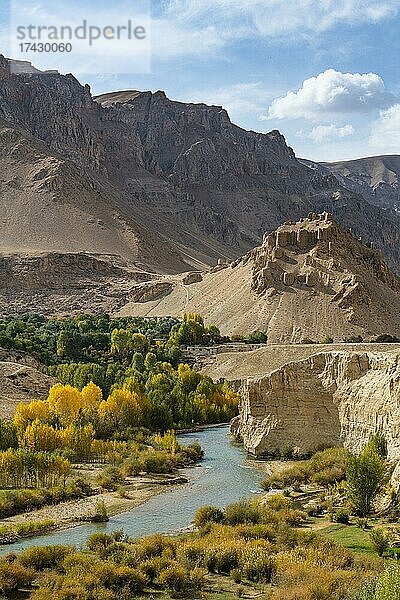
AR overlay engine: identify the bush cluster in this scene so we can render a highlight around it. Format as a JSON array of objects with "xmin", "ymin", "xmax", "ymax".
[
  {"xmin": 0, "ymin": 497, "xmax": 382, "ymax": 599},
  {"xmin": 0, "ymin": 478, "xmax": 91, "ymax": 518},
  {"xmin": 262, "ymin": 447, "xmax": 349, "ymax": 490}
]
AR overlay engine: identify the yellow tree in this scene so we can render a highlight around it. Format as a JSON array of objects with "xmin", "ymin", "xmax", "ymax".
[
  {"xmin": 99, "ymin": 388, "xmax": 143, "ymax": 429},
  {"xmin": 60, "ymin": 424, "xmax": 95, "ymax": 459},
  {"xmin": 21, "ymin": 420, "xmax": 61, "ymax": 452},
  {"xmin": 81, "ymin": 381, "xmax": 103, "ymax": 411},
  {"xmin": 48, "ymin": 383, "xmax": 84, "ymax": 424},
  {"xmin": 14, "ymin": 400, "xmax": 51, "ymax": 431}
]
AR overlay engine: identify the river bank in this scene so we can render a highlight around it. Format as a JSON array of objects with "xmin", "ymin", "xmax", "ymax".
[
  {"xmin": 0, "ymin": 426, "xmax": 266, "ymax": 555},
  {"xmin": 0, "ymin": 472, "xmax": 191, "ymax": 545},
  {"xmin": 175, "ymin": 422, "xmax": 230, "ymax": 434}
]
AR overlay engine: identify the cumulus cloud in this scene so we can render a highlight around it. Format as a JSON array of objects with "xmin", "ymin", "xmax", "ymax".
[
  {"xmin": 267, "ymin": 70, "xmax": 396, "ymax": 120},
  {"xmin": 304, "ymin": 124, "xmax": 355, "ymax": 142},
  {"xmin": 369, "ymin": 104, "xmax": 400, "ymax": 153}
]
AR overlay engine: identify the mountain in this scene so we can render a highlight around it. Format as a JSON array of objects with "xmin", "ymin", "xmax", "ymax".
[
  {"xmin": 120, "ymin": 214, "xmax": 400, "ymax": 343},
  {"xmin": 302, "ymin": 155, "xmax": 400, "ymax": 213},
  {"xmin": 1, "ymin": 55, "xmax": 400, "ymax": 294}
]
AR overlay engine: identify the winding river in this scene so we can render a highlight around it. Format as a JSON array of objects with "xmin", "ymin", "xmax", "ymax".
[{"xmin": 0, "ymin": 426, "xmax": 264, "ymax": 554}]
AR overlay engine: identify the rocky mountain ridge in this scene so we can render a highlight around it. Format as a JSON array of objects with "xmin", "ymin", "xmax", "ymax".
[
  {"xmin": 1, "ymin": 55, "xmax": 400, "ymax": 277},
  {"xmin": 303, "ymin": 155, "xmax": 400, "ymax": 213}
]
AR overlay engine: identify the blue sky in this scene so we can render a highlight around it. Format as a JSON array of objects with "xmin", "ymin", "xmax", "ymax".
[{"xmin": 1, "ymin": 0, "xmax": 400, "ymax": 161}]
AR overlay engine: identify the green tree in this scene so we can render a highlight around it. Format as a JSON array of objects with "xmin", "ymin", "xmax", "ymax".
[
  {"xmin": 370, "ymin": 527, "xmax": 389, "ymax": 557},
  {"xmin": 369, "ymin": 430, "xmax": 388, "ymax": 459},
  {"xmin": 346, "ymin": 443, "xmax": 386, "ymax": 516},
  {"xmin": 247, "ymin": 330, "xmax": 268, "ymax": 344},
  {"xmin": 56, "ymin": 330, "xmax": 82, "ymax": 360}
]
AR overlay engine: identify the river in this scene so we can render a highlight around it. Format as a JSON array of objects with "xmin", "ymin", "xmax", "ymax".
[{"xmin": 0, "ymin": 426, "xmax": 264, "ymax": 555}]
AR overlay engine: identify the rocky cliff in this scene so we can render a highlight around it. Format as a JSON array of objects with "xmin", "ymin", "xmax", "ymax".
[
  {"xmin": 0, "ymin": 252, "xmax": 160, "ymax": 315},
  {"xmin": 230, "ymin": 349, "xmax": 400, "ymax": 459},
  {"xmin": 303, "ymin": 156, "xmax": 400, "ymax": 213},
  {"xmin": 122, "ymin": 214, "xmax": 400, "ymax": 342},
  {"xmin": 2, "ymin": 55, "xmax": 400, "ymax": 277}
]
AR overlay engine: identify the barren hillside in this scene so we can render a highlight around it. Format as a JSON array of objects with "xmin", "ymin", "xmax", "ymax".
[
  {"xmin": 120, "ymin": 214, "xmax": 400, "ymax": 343},
  {"xmin": 0, "ymin": 350, "xmax": 55, "ymax": 418}
]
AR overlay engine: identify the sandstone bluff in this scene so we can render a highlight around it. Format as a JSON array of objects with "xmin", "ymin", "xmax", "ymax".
[{"xmin": 229, "ymin": 348, "xmax": 400, "ymax": 459}]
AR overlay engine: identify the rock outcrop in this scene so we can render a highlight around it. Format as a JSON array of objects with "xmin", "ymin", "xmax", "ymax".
[
  {"xmin": 0, "ymin": 350, "xmax": 56, "ymax": 418},
  {"xmin": 0, "ymin": 252, "xmax": 157, "ymax": 315},
  {"xmin": 230, "ymin": 349, "xmax": 400, "ymax": 459},
  {"xmin": 122, "ymin": 214, "xmax": 400, "ymax": 342}
]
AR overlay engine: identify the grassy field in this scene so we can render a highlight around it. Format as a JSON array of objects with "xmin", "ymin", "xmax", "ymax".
[{"xmin": 318, "ymin": 523, "xmax": 375, "ymax": 554}]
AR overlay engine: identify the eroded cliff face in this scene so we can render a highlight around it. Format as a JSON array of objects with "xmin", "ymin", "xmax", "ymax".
[
  {"xmin": 122, "ymin": 215, "xmax": 400, "ymax": 342},
  {"xmin": 2, "ymin": 55, "xmax": 400, "ymax": 274},
  {"xmin": 231, "ymin": 350, "xmax": 400, "ymax": 459}
]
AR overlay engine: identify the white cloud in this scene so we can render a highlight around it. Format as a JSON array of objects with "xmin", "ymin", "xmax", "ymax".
[
  {"xmin": 266, "ymin": 69, "xmax": 396, "ymax": 120},
  {"xmin": 369, "ymin": 104, "xmax": 400, "ymax": 153},
  {"xmin": 187, "ymin": 82, "xmax": 272, "ymax": 123},
  {"xmin": 163, "ymin": 0, "xmax": 399, "ymax": 39},
  {"xmin": 151, "ymin": 20, "xmax": 222, "ymax": 59},
  {"xmin": 304, "ymin": 123, "xmax": 355, "ymax": 142},
  {"xmin": 147, "ymin": 1, "xmax": 400, "ymax": 60}
]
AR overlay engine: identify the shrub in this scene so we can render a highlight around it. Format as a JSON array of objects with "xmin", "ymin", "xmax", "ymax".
[
  {"xmin": 224, "ymin": 499, "xmax": 262, "ymax": 525},
  {"xmin": 372, "ymin": 334, "xmax": 399, "ymax": 343},
  {"xmin": 278, "ymin": 508, "xmax": 308, "ymax": 527},
  {"xmin": 207, "ymin": 547, "xmax": 240, "ymax": 573},
  {"xmin": 239, "ymin": 546, "xmax": 277, "ymax": 583},
  {"xmin": 87, "ymin": 532, "xmax": 114, "ymax": 553},
  {"xmin": 263, "ymin": 447, "xmax": 348, "ymax": 491},
  {"xmin": 176, "ymin": 542, "xmax": 205, "ymax": 568},
  {"xmin": 368, "ymin": 431, "xmax": 388, "ymax": 459},
  {"xmin": 93, "ymin": 499, "xmax": 109, "ymax": 521},
  {"xmin": 370, "ymin": 528, "xmax": 389, "ymax": 557},
  {"xmin": 96, "ymin": 467, "xmax": 123, "ymax": 491},
  {"xmin": 333, "ymin": 509, "xmax": 350, "ymax": 525},
  {"xmin": 156, "ymin": 562, "xmax": 188, "ymax": 592},
  {"xmin": 231, "ymin": 567, "xmax": 242, "ymax": 583},
  {"xmin": 110, "ymin": 566, "xmax": 147, "ymax": 594},
  {"xmin": 265, "ymin": 494, "xmax": 293, "ymax": 511},
  {"xmin": 280, "ymin": 445, "xmax": 295, "ymax": 460},
  {"xmin": 356, "ymin": 518, "xmax": 369, "ymax": 530},
  {"xmin": 189, "ymin": 566, "xmax": 207, "ymax": 589},
  {"xmin": 354, "ymin": 563, "xmax": 400, "ymax": 600},
  {"xmin": 116, "ymin": 486, "xmax": 128, "ymax": 498},
  {"xmin": 235, "ymin": 523, "xmax": 276, "ymax": 542},
  {"xmin": 194, "ymin": 505, "xmax": 224, "ymax": 528},
  {"xmin": 139, "ymin": 534, "xmax": 175, "ymax": 559},
  {"xmin": 178, "ymin": 442, "xmax": 204, "ymax": 464},
  {"xmin": 19, "ymin": 545, "xmax": 73, "ymax": 570},
  {"xmin": 0, "ymin": 560, "xmax": 36, "ymax": 594},
  {"xmin": 140, "ymin": 556, "xmax": 174, "ymax": 582}
]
